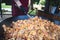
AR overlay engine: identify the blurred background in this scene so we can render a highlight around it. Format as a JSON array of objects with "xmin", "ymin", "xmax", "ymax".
[{"xmin": 0, "ymin": 0, "xmax": 60, "ymax": 25}]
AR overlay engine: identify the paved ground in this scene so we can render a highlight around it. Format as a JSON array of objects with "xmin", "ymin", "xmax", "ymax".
[
  {"xmin": 0, "ymin": 14, "xmax": 12, "ymax": 22},
  {"xmin": 0, "ymin": 11, "xmax": 12, "ymax": 22}
]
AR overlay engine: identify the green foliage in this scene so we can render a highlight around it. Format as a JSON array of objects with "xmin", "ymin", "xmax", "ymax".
[
  {"xmin": 40, "ymin": 0, "xmax": 46, "ymax": 5},
  {"xmin": 1, "ymin": 3, "xmax": 11, "ymax": 8},
  {"xmin": 33, "ymin": 0, "xmax": 40, "ymax": 4},
  {"xmin": 50, "ymin": 0, "xmax": 59, "ymax": 6},
  {"xmin": 28, "ymin": 9, "xmax": 37, "ymax": 15}
]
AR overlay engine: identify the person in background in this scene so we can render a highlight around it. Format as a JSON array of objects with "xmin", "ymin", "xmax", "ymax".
[
  {"xmin": 54, "ymin": 0, "xmax": 59, "ymax": 14},
  {"xmin": 12, "ymin": 0, "xmax": 29, "ymax": 16}
]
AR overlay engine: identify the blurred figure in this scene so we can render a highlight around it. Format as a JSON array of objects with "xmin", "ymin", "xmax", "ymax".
[{"xmin": 12, "ymin": 0, "xmax": 29, "ymax": 16}]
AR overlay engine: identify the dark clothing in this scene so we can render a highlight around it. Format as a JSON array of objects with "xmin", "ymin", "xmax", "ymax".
[{"xmin": 12, "ymin": 0, "xmax": 29, "ymax": 16}]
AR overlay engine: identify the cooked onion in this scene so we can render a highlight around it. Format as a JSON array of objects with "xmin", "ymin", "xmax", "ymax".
[{"xmin": 3, "ymin": 16, "xmax": 60, "ymax": 40}]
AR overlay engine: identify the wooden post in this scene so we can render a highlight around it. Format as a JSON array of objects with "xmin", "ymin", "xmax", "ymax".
[
  {"xmin": 0, "ymin": 0, "xmax": 2, "ymax": 18},
  {"xmin": 30, "ymin": 0, "xmax": 33, "ymax": 10}
]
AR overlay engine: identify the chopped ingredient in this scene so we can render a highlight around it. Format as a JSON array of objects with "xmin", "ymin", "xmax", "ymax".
[{"xmin": 3, "ymin": 16, "xmax": 60, "ymax": 40}]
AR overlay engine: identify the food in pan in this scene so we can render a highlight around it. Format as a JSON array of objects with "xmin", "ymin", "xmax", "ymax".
[{"xmin": 3, "ymin": 16, "xmax": 60, "ymax": 40}]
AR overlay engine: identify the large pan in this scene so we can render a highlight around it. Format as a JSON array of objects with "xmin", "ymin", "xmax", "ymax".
[
  {"xmin": 0, "ymin": 15, "xmax": 50, "ymax": 39},
  {"xmin": 0, "ymin": 15, "xmax": 31, "ymax": 39}
]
